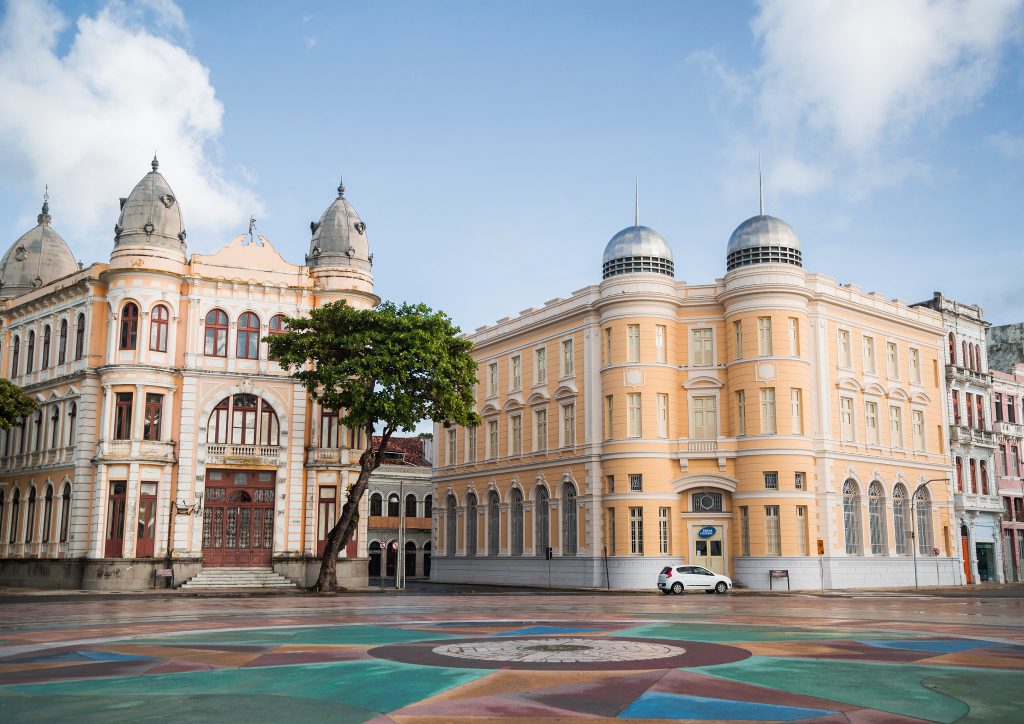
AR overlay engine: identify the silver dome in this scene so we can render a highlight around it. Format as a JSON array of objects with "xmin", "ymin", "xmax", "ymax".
[
  {"xmin": 0, "ymin": 199, "xmax": 78, "ymax": 300},
  {"xmin": 307, "ymin": 181, "xmax": 370, "ymax": 271},
  {"xmin": 726, "ymin": 214, "xmax": 802, "ymax": 271},
  {"xmin": 601, "ymin": 225, "xmax": 674, "ymax": 279},
  {"xmin": 114, "ymin": 156, "xmax": 186, "ymax": 255}
]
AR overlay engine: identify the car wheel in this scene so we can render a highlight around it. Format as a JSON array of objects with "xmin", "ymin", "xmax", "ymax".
[
  {"xmin": 671, "ymin": 582, "xmax": 683, "ymax": 594},
  {"xmin": 660, "ymin": 589, "xmax": 671, "ymax": 595},
  {"xmin": 715, "ymin": 581, "xmax": 728, "ymax": 594}
]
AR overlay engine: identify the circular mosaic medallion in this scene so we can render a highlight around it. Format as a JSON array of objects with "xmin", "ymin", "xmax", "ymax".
[{"xmin": 370, "ymin": 636, "xmax": 748, "ymax": 671}]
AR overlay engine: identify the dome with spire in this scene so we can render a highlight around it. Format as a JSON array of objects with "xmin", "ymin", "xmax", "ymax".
[
  {"xmin": 0, "ymin": 195, "xmax": 79, "ymax": 300},
  {"xmin": 112, "ymin": 156, "xmax": 186, "ymax": 261},
  {"xmin": 307, "ymin": 180, "xmax": 370, "ymax": 271},
  {"xmin": 725, "ymin": 214, "xmax": 802, "ymax": 272},
  {"xmin": 602, "ymin": 225, "xmax": 674, "ymax": 279}
]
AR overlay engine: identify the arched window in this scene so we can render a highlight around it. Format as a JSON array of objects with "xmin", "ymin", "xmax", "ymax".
[
  {"xmin": 969, "ymin": 458, "xmax": 978, "ymax": 494},
  {"xmin": 405, "ymin": 540, "xmax": 417, "ymax": 577},
  {"xmin": 487, "ymin": 490, "xmax": 499, "ymax": 556},
  {"xmin": 204, "ymin": 309, "xmax": 228, "ymax": 357},
  {"xmin": 268, "ymin": 315, "xmax": 287, "ymax": 361},
  {"xmin": 465, "ymin": 492, "xmax": 478, "ymax": 556},
  {"xmin": 59, "ymin": 483, "xmax": 71, "ymax": 543},
  {"xmin": 11, "ymin": 335, "xmax": 19, "ymax": 376},
  {"xmin": 369, "ymin": 492, "xmax": 382, "ymax": 516},
  {"xmin": 26, "ymin": 330, "xmax": 35, "ymax": 373},
  {"xmin": 892, "ymin": 483, "xmax": 909, "ymax": 555},
  {"xmin": 961, "ymin": 341, "xmax": 968, "ymax": 369},
  {"xmin": 968, "ymin": 343, "xmax": 975, "ymax": 371},
  {"xmin": 9, "ymin": 488, "xmax": 20, "ymax": 543},
  {"xmin": 980, "ymin": 461, "xmax": 989, "ymax": 495},
  {"xmin": 368, "ymin": 541, "xmax": 381, "ymax": 576},
  {"xmin": 975, "ymin": 344, "xmax": 982, "ymax": 371},
  {"xmin": 75, "ymin": 314, "xmax": 86, "ymax": 360},
  {"xmin": 149, "ymin": 304, "xmax": 169, "ymax": 352},
  {"xmin": 119, "ymin": 302, "xmax": 139, "ymax": 350},
  {"xmin": 25, "ymin": 486, "xmax": 36, "ymax": 542},
  {"xmin": 58, "ymin": 320, "xmax": 68, "ymax": 365},
  {"xmin": 50, "ymin": 405, "xmax": 60, "ymax": 448},
  {"xmin": 914, "ymin": 487, "xmax": 933, "ymax": 554},
  {"xmin": 237, "ymin": 312, "xmax": 260, "ymax": 359},
  {"xmin": 535, "ymin": 486, "xmax": 550, "ymax": 556},
  {"xmin": 405, "ymin": 494, "xmax": 417, "ymax": 518},
  {"xmin": 446, "ymin": 495, "xmax": 457, "ymax": 556},
  {"xmin": 387, "ymin": 493, "xmax": 400, "ymax": 517},
  {"xmin": 948, "ymin": 333, "xmax": 956, "ymax": 365},
  {"xmin": 955, "ymin": 457, "xmax": 964, "ymax": 492},
  {"xmin": 562, "ymin": 482, "xmax": 578, "ymax": 556},
  {"xmin": 423, "ymin": 494, "xmax": 432, "ymax": 519},
  {"xmin": 206, "ymin": 395, "xmax": 279, "ymax": 446},
  {"xmin": 41, "ymin": 325, "xmax": 51, "ymax": 369},
  {"xmin": 34, "ymin": 410, "xmax": 43, "ymax": 451},
  {"xmin": 842, "ymin": 479, "xmax": 862, "ymax": 555},
  {"xmin": 868, "ymin": 481, "xmax": 885, "ymax": 555},
  {"xmin": 67, "ymin": 402, "xmax": 77, "ymax": 443},
  {"xmin": 41, "ymin": 485, "xmax": 54, "ymax": 543},
  {"xmin": 510, "ymin": 488, "xmax": 524, "ymax": 556}
]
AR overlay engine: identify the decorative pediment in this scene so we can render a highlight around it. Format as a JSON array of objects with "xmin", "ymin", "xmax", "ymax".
[
  {"xmin": 527, "ymin": 391, "xmax": 549, "ymax": 405},
  {"xmin": 670, "ymin": 474, "xmax": 738, "ymax": 494},
  {"xmin": 553, "ymin": 384, "xmax": 577, "ymax": 399},
  {"xmin": 502, "ymin": 397, "xmax": 523, "ymax": 411},
  {"xmin": 864, "ymin": 382, "xmax": 886, "ymax": 397},
  {"xmin": 683, "ymin": 375, "xmax": 723, "ymax": 390},
  {"xmin": 887, "ymin": 386, "xmax": 910, "ymax": 401},
  {"xmin": 911, "ymin": 392, "xmax": 932, "ymax": 405},
  {"xmin": 480, "ymin": 403, "xmax": 499, "ymax": 416},
  {"xmin": 836, "ymin": 376, "xmax": 863, "ymax": 391}
]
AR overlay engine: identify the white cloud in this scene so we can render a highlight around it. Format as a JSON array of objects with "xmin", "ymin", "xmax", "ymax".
[
  {"xmin": 0, "ymin": 0, "xmax": 258, "ymax": 257},
  {"xmin": 989, "ymin": 131, "xmax": 1024, "ymax": 159}
]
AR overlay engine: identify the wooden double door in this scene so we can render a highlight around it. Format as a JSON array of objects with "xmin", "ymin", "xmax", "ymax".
[{"xmin": 202, "ymin": 470, "xmax": 275, "ymax": 567}]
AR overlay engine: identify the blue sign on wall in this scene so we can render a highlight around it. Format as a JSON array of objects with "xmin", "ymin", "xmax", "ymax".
[{"xmin": 698, "ymin": 526, "xmax": 717, "ymax": 539}]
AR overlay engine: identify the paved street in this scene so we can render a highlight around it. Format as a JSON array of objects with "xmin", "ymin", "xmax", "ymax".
[{"xmin": 1, "ymin": 586, "xmax": 1023, "ymax": 722}]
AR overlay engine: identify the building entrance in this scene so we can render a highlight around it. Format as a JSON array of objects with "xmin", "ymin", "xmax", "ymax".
[
  {"xmin": 690, "ymin": 524, "xmax": 727, "ymax": 575},
  {"xmin": 202, "ymin": 469, "xmax": 275, "ymax": 567}
]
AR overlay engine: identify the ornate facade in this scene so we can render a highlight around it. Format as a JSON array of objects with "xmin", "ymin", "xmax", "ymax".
[{"xmin": 0, "ymin": 161, "xmax": 379, "ymax": 589}]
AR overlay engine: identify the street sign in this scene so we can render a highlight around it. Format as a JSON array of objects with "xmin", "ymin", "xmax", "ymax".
[
  {"xmin": 932, "ymin": 547, "xmax": 940, "ymax": 556},
  {"xmin": 698, "ymin": 526, "xmax": 716, "ymax": 538}
]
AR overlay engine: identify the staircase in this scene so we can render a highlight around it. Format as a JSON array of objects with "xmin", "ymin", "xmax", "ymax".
[{"xmin": 179, "ymin": 567, "xmax": 300, "ymax": 592}]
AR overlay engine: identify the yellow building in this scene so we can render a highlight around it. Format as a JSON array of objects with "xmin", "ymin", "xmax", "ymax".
[{"xmin": 433, "ymin": 209, "xmax": 958, "ymax": 589}]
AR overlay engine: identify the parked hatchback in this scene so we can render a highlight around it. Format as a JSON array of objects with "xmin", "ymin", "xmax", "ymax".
[{"xmin": 658, "ymin": 565, "xmax": 732, "ymax": 594}]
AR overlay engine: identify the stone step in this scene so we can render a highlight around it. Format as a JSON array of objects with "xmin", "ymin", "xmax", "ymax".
[{"xmin": 179, "ymin": 567, "xmax": 299, "ymax": 591}]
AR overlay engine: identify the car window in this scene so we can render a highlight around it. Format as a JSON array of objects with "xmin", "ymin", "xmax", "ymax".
[
  {"xmin": 676, "ymin": 567, "xmax": 687, "ymax": 573},
  {"xmin": 695, "ymin": 567, "xmax": 712, "ymax": 576},
  {"xmin": 660, "ymin": 566, "xmax": 672, "ymax": 574}
]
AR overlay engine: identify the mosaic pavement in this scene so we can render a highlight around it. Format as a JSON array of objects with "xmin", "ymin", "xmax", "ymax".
[{"xmin": 1, "ymin": 591, "xmax": 1023, "ymax": 722}]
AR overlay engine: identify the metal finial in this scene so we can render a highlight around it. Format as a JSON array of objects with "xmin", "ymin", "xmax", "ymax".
[
  {"xmin": 152, "ymin": 153, "xmax": 159, "ymax": 172},
  {"xmin": 634, "ymin": 173, "xmax": 639, "ymax": 227},
  {"xmin": 758, "ymin": 153, "xmax": 764, "ymax": 216},
  {"xmin": 42, "ymin": 185, "xmax": 49, "ymax": 216},
  {"xmin": 337, "ymin": 176, "xmax": 345, "ymax": 198}
]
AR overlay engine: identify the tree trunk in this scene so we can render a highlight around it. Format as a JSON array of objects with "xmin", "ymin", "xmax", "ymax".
[{"xmin": 313, "ymin": 424, "xmax": 393, "ymax": 591}]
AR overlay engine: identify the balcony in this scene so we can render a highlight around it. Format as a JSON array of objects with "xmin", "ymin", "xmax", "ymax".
[
  {"xmin": 688, "ymin": 440, "xmax": 719, "ymax": 453},
  {"xmin": 994, "ymin": 421, "xmax": 1024, "ymax": 439},
  {"xmin": 307, "ymin": 447, "xmax": 349, "ymax": 465},
  {"xmin": 368, "ymin": 515, "xmax": 433, "ymax": 531},
  {"xmin": 97, "ymin": 439, "xmax": 176, "ymax": 461},
  {"xmin": 954, "ymin": 493, "xmax": 1005, "ymax": 513},
  {"xmin": 946, "ymin": 366, "xmax": 991, "ymax": 385},
  {"xmin": 950, "ymin": 426, "xmax": 996, "ymax": 448},
  {"xmin": 203, "ymin": 443, "xmax": 280, "ymax": 466},
  {"xmin": 1, "ymin": 446, "xmax": 76, "ymax": 470}
]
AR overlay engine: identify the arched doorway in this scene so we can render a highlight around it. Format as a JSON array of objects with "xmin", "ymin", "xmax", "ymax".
[
  {"xmin": 405, "ymin": 540, "xmax": 417, "ymax": 577},
  {"xmin": 386, "ymin": 539, "xmax": 398, "ymax": 577},
  {"xmin": 423, "ymin": 541, "xmax": 432, "ymax": 576},
  {"xmin": 368, "ymin": 541, "xmax": 382, "ymax": 576},
  {"xmin": 202, "ymin": 469, "xmax": 275, "ymax": 566}
]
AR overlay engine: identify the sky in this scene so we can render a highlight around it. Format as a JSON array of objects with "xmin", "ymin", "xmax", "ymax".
[{"xmin": 1, "ymin": 0, "xmax": 1023, "ymax": 331}]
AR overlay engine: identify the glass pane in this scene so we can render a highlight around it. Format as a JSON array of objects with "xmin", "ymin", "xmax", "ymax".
[
  {"xmin": 240, "ymin": 509, "xmax": 251, "ymax": 548},
  {"xmin": 695, "ymin": 541, "xmax": 707, "ymax": 555},
  {"xmin": 202, "ymin": 507, "xmax": 212, "ymax": 547},
  {"xmin": 213, "ymin": 508, "xmax": 223, "ymax": 548},
  {"xmin": 710, "ymin": 540, "xmax": 722, "ymax": 556},
  {"xmin": 226, "ymin": 508, "xmax": 238, "ymax": 548}
]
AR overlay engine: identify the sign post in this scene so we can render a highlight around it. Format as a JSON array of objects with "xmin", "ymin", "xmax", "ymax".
[
  {"xmin": 817, "ymin": 539, "xmax": 825, "ymax": 591},
  {"xmin": 933, "ymin": 546, "xmax": 941, "ymax": 586},
  {"xmin": 769, "ymin": 569, "xmax": 790, "ymax": 591}
]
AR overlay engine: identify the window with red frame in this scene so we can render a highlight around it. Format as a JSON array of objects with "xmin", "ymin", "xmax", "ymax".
[
  {"xmin": 956, "ymin": 457, "xmax": 964, "ymax": 492},
  {"xmin": 143, "ymin": 393, "xmax": 163, "ymax": 441},
  {"xmin": 11, "ymin": 335, "xmax": 19, "ymax": 376},
  {"xmin": 268, "ymin": 314, "xmax": 287, "ymax": 360},
  {"xmin": 948, "ymin": 333, "xmax": 956, "ymax": 364},
  {"xmin": 980, "ymin": 461, "xmax": 989, "ymax": 495},
  {"xmin": 952, "ymin": 390, "xmax": 960, "ymax": 425},
  {"xmin": 976, "ymin": 395, "xmax": 985, "ymax": 430},
  {"xmin": 119, "ymin": 303, "xmax": 139, "ymax": 350},
  {"xmin": 969, "ymin": 459, "xmax": 978, "ymax": 494},
  {"xmin": 75, "ymin": 314, "xmax": 86, "ymax": 360},
  {"xmin": 966, "ymin": 393, "xmax": 974, "ymax": 427},
  {"xmin": 113, "ymin": 392, "xmax": 133, "ymax": 440},
  {"xmin": 58, "ymin": 319, "xmax": 67, "ymax": 364},
  {"xmin": 236, "ymin": 312, "xmax": 260, "ymax": 359},
  {"xmin": 149, "ymin": 305, "xmax": 169, "ymax": 352},
  {"xmin": 204, "ymin": 309, "xmax": 228, "ymax": 356}
]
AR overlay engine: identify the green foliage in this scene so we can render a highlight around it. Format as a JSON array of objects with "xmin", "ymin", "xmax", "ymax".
[
  {"xmin": 266, "ymin": 300, "xmax": 480, "ymax": 436},
  {"xmin": 0, "ymin": 378, "xmax": 37, "ymax": 430}
]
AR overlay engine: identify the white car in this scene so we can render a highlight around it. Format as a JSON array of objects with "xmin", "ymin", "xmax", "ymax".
[{"xmin": 658, "ymin": 565, "xmax": 732, "ymax": 594}]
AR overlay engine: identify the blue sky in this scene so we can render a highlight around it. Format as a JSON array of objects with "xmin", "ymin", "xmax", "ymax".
[{"xmin": 1, "ymin": 0, "xmax": 1023, "ymax": 329}]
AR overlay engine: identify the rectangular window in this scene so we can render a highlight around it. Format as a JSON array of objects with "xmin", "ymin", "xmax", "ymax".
[
  {"xmin": 605, "ymin": 395, "xmax": 614, "ymax": 439},
  {"xmin": 996, "ymin": 393, "xmax": 1004, "ymax": 422},
  {"xmin": 693, "ymin": 395, "xmax": 717, "ymax": 439},
  {"xmin": 658, "ymin": 507, "xmax": 670, "ymax": 555},
  {"xmin": 562, "ymin": 403, "xmax": 575, "ymax": 447},
  {"xmin": 447, "ymin": 429, "xmax": 457, "ymax": 465},
  {"xmin": 765, "ymin": 506, "xmax": 781, "ymax": 555},
  {"xmin": 952, "ymin": 389, "xmax": 961, "ymax": 425},
  {"xmin": 607, "ymin": 508, "xmax": 616, "ymax": 554},
  {"xmin": 534, "ymin": 410, "xmax": 546, "ymax": 451},
  {"xmin": 967, "ymin": 392, "xmax": 974, "ymax": 427},
  {"xmin": 736, "ymin": 390, "xmax": 746, "ymax": 436},
  {"xmin": 657, "ymin": 393, "xmax": 669, "ymax": 438},
  {"xmin": 467, "ymin": 425, "xmax": 478, "ymax": 462},
  {"xmin": 886, "ymin": 341, "xmax": 899, "ymax": 378},
  {"xmin": 863, "ymin": 336, "xmax": 876, "ymax": 374},
  {"xmin": 788, "ymin": 317, "xmax": 800, "ymax": 356},
  {"xmin": 604, "ymin": 328, "xmax": 613, "ymax": 365},
  {"xmin": 1012, "ymin": 446, "xmax": 1020, "ymax": 476},
  {"xmin": 764, "ymin": 471, "xmax": 778, "ymax": 490},
  {"xmin": 760, "ymin": 388, "xmax": 776, "ymax": 434},
  {"xmin": 606, "ymin": 475, "xmax": 615, "ymax": 493},
  {"xmin": 1009, "ymin": 397, "xmax": 1017, "ymax": 424},
  {"xmin": 629, "ymin": 507, "xmax": 644, "ymax": 555},
  {"xmin": 865, "ymin": 401, "xmax": 879, "ymax": 444},
  {"xmin": 629, "ymin": 473, "xmax": 643, "ymax": 491},
  {"xmin": 511, "ymin": 355, "xmax": 522, "ymax": 391},
  {"xmin": 562, "ymin": 338, "xmax": 574, "ymax": 376},
  {"xmin": 655, "ymin": 325, "xmax": 666, "ymax": 363},
  {"xmin": 838, "ymin": 329, "xmax": 852, "ymax": 368},
  {"xmin": 510, "ymin": 414, "xmax": 522, "ymax": 455},
  {"xmin": 797, "ymin": 506, "xmax": 809, "ymax": 556},
  {"xmin": 740, "ymin": 506, "xmax": 750, "ymax": 556},
  {"xmin": 113, "ymin": 392, "xmax": 133, "ymax": 440},
  {"xmin": 910, "ymin": 348, "xmax": 921, "ymax": 384},
  {"xmin": 913, "ymin": 410, "xmax": 925, "ymax": 452},
  {"xmin": 320, "ymin": 409, "xmax": 339, "ymax": 448},
  {"xmin": 734, "ymin": 320, "xmax": 743, "ymax": 359},
  {"xmin": 534, "ymin": 347, "xmax": 546, "ymax": 385},
  {"xmin": 488, "ymin": 362, "xmax": 498, "ymax": 396},
  {"xmin": 889, "ymin": 405, "xmax": 903, "ymax": 448},
  {"xmin": 487, "ymin": 420, "xmax": 498, "ymax": 459},
  {"xmin": 790, "ymin": 389, "xmax": 803, "ymax": 435},
  {"xmin": 143, "ymin": 393, "xmax": 163, "ymax": 441},
  {"xmin": 692, "ymin": 328, "xmax": 713, "ymax": 367},
  {"xmin": 757, "ymin": 316, "xmax": 772, "ymax": 356},
  {"xmin": 795, "ymin": 471, "xmax": 805, "ymax": 490},
  {"xmin": 999, "ymin": 444, "xmax": 1007, "ymax": 475},
  {"xmin": 627, "ymin": 324, "xmax": 640, "ymax": 363},
  {"xmin": 627, "ymin": 393, "xmax": 642, "ymax": 438},
  {"xmin": 840, "ymin": 396, "xmax": 854, "ymax": 441}
]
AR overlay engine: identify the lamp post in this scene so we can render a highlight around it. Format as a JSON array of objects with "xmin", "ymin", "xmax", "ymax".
[
  {"xmin": 910, "ymin": 478, "xmax": 949, "ymax": 589},
  {"xmin": 396, "ymin": 480, "xmax": 405, "ymax": 591}
]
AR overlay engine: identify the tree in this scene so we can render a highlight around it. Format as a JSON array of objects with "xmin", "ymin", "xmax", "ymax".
[
  {"xmin": 0, "ymin": 378, "xmax": 37, "ymax": 430},
  {"xmin": 266, "ymin": 300, "xmax": 479, "ymax": 591}
]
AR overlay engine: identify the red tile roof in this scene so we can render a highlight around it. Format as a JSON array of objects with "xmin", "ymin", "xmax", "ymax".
[{"xmin": 372, "ymin": 435, "xmax": 431, "ymax": 467}]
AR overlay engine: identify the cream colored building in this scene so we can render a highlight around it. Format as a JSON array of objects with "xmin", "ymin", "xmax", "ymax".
[
  {"xmin": 433, "ymin": 210, "xmax": 959, "ymax": 589},
  {"xmin": 0, "ymin": 160, "xmax": 378, "ymax": 590}
]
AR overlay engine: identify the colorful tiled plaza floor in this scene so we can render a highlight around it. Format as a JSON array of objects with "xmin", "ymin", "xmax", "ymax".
[{"xmin": 1, "ymin": 589, "xmax": 1023, "ymax": 721}]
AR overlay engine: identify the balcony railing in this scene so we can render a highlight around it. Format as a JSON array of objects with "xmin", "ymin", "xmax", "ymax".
[
  {"xmin": 308, "ymin": 447, "xmax": 347, "ymax": 464},
  {"xmin": 994, "ymin": 421, "xmax": 1024, "ymax": 438},
  {"xmin": 950, "ymin": 426, "xmax": 996, "ymax": 447},
  {"xmin": 954, "ymin": 493, "xmax": 1005, "ymax": 513},
  {"xmin": 97, "ymin": 439, "xmax": 176, "ymax": 460},
  {"xmin": 688, "ymin": 440, "xmax": 719, "ymax": 453},
  {"xmin": 204, "ymin": 443, "xmax": 281, "ymax": 464}
]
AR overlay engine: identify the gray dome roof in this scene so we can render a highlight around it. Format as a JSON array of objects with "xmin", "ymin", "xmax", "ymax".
[
  {"xmin": 726, "ymin": 214, "xmax": 802, "ymax": 271},
  {"xmin": 601, "ymin": 225, "xmax": 674, "ymax": 279},
  {"xmin": 0, "ymin": 199, "xmax": 78, "ymax": 300},
  {"xmin": 113, "ymin": 156, "xmax": 186, "ymax": 253},
  {"xmin": 307, "ymin": 181, "xmax": 370, "ymax": 271}
]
